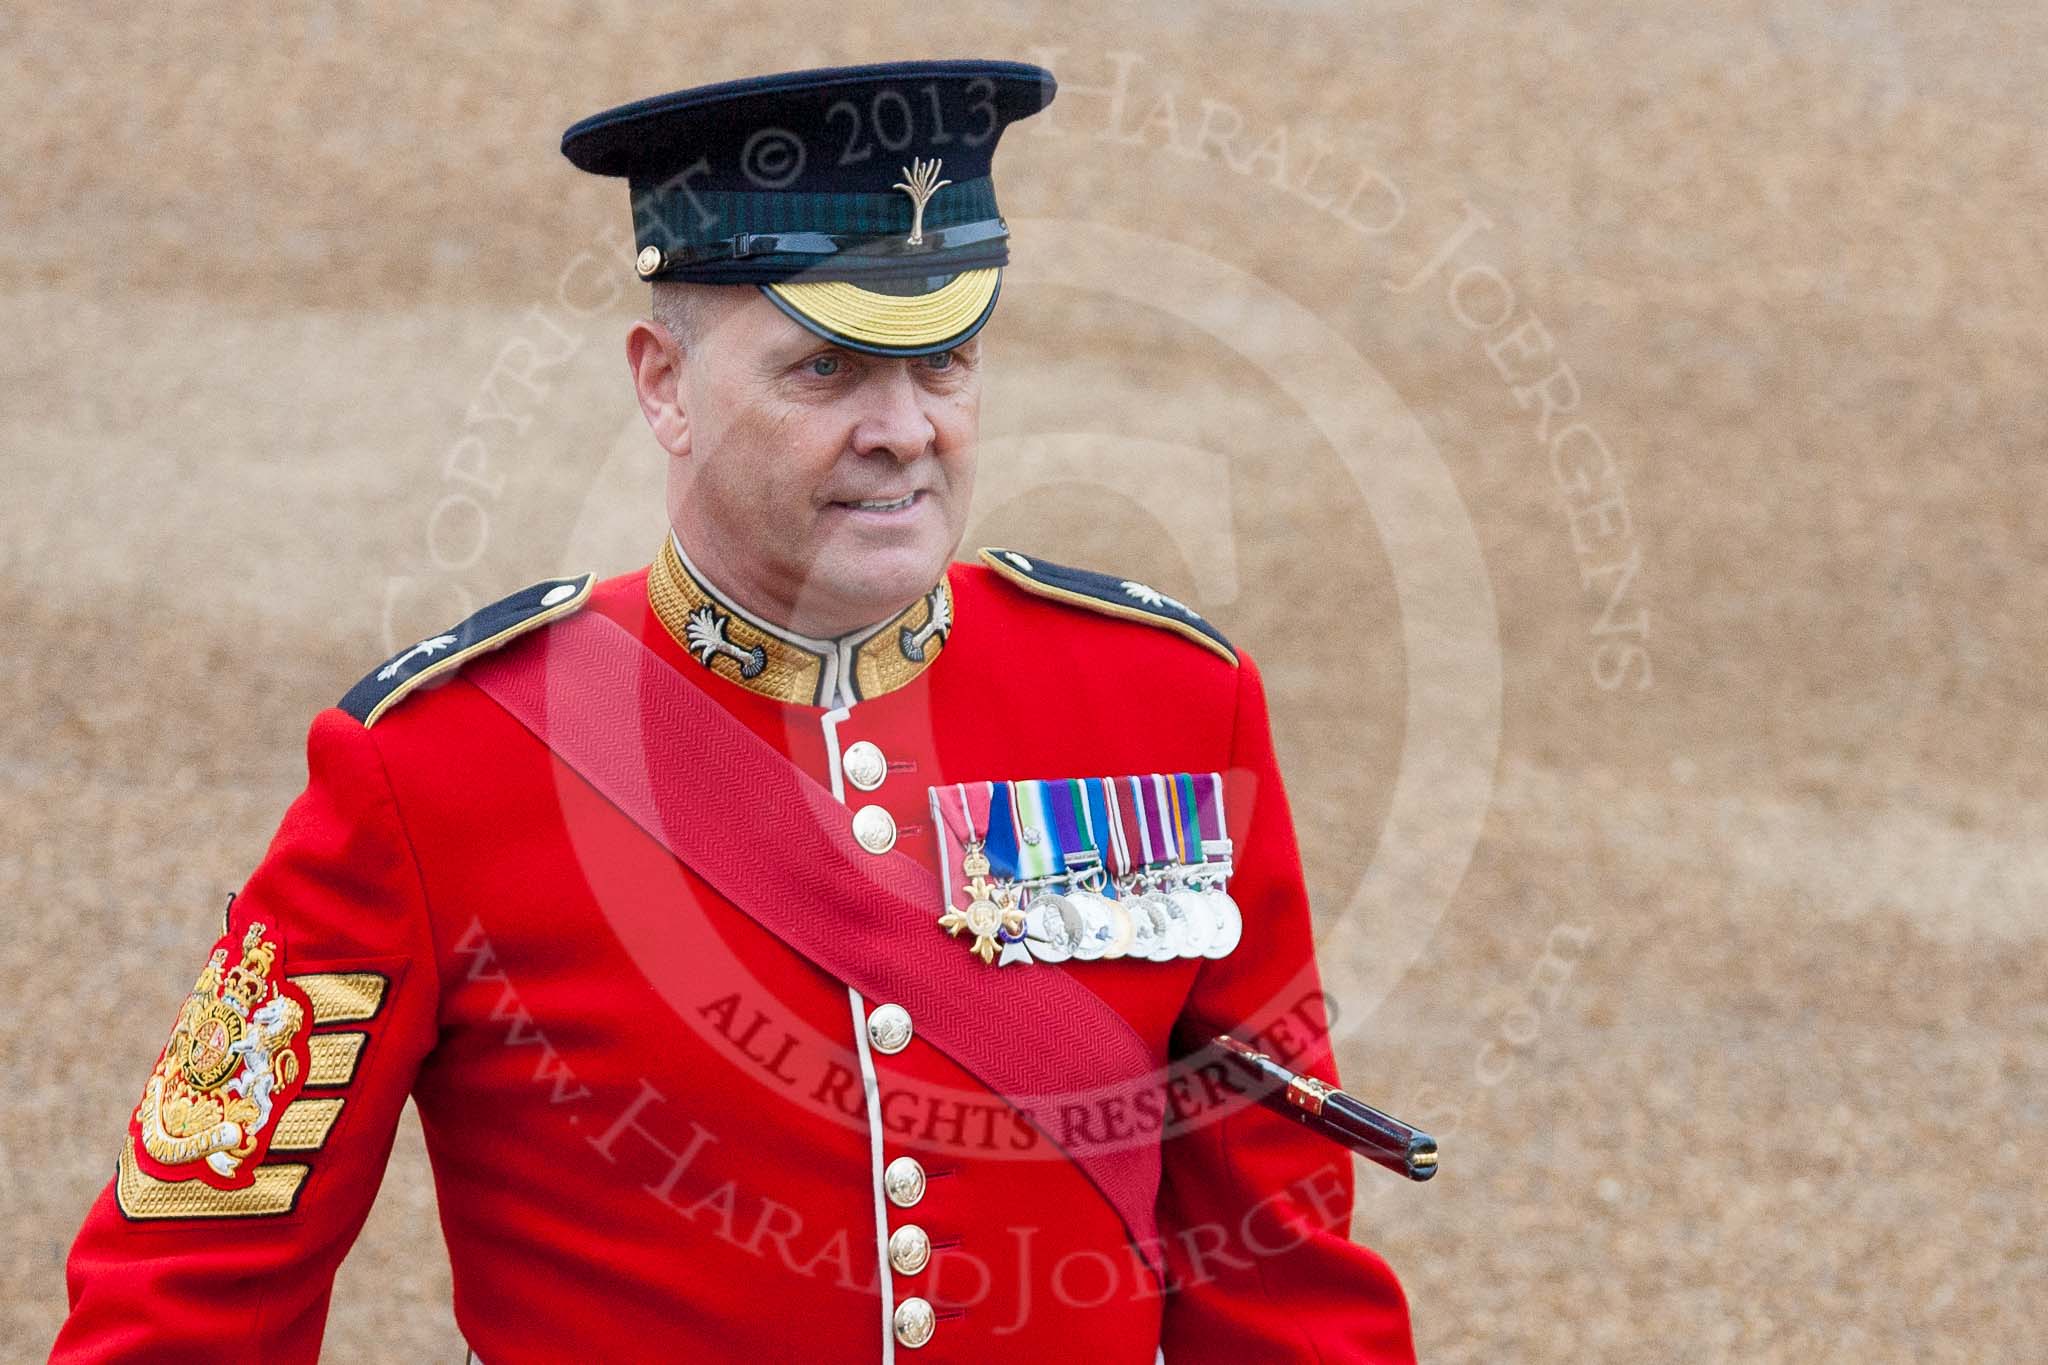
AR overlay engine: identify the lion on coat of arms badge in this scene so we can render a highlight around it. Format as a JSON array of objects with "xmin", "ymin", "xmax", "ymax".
[{"xmin": 130, "ymin": 920, "xmax": 314, "ymax": 1189}]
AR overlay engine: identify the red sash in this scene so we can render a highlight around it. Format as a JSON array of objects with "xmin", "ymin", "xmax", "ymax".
[{"xmin": 465, "ymin": 609, "xmax": 1167, "ymax": 1279}]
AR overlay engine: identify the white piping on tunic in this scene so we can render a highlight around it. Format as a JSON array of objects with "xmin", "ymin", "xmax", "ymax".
[
  {"xmin": 822, "ymin": 704, "xmax": 897, "ymax": 1362},
  {"xmin": 929, "ymin": 785, "xmax": 954, "ymax": 924},
  {"xmin": 462, "ymin": 757, "xmax": 1160, "ymax": 1362}
]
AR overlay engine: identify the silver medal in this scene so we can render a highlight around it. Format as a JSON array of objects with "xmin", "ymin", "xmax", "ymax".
[
  {"xmin": 1067, "ymin": 890, "xmax": 1113, "ymax": 960},
  {"xmin": 1201, "ymin": 888, "xmax": 1243, "ymax": 958},
  {"xmin": 1136, "ymin": 893, "xmax": 1180, "ymax": 962},
  {"xmin": 1154, "ymin": 891, "xmax": 1203, "ymax": 959},
  {"xmin": 1023, "ymin": 894, "xmax": 1079, "ymax": 963},
  {"xmin": 1072, "ymin": 890, "xmax": 1128, "ymax": 960},
  {"xmin": 1167, "ymin": 888, "xmax": 1217, "ymax": 958},
  {"xmin": 1122, "ymin": 889, "xmax": 1161, "ymax": 959}
]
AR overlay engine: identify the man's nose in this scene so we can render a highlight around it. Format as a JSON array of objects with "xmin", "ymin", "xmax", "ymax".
[{"xmin": 850, "ymin": 365, "xmax": 937, "ymax": 464}]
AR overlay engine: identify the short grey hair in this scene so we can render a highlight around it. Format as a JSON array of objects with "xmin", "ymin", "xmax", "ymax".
[{"xmin": 650, "ymin": 280, "xmax": 740, "ymax": 351}]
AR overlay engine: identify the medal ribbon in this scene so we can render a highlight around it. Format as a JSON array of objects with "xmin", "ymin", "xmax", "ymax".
[
  {"xmin": 1117, "ymin": 776, "xmax": 1153, "ymax": 872},
  {"xmin": 934, "ymin": 782, "xmax": 995, "ymax": 910},
  {"xmin": 1128, "ymin": 775, "xmax": 1171, "ymax": 870},
  {"xmin": 1085, "ymin": 777, "xmax": 1126, "ymax": 897},
  {"xmin": 1193, "ymin": 771, "xmax": 1230, "ymax": 867},
  {"xmin": 983, "ymin": 781, "xmax": 1022, "ymax": 882},
  {"xmin": 1173, "ymin": 771, "xmax": 1205, "ymax": 864},
  {"xmin": 1149, "ymin": 773, "xmax": 1185, "ymax": 867},
  {"xmin": 1011, "ymin": 780, "xmax": 1060, "ymax": 883},
  {"xmin": 1192, "ymin": 771, "xmax": 1224, "ymax": 843},
  {"xmin": 1048, "ymin": 778, "xmax": 1096, "ymax": 879},
  {"xmin": 1099, "ymin": 777, "xmax": 1135, "ymax": 884}
]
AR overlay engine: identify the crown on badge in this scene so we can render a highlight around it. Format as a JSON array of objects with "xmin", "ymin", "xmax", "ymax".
[{"xmin": 218, "ymin": 921, "xmax": 279, "ymax": 1013}]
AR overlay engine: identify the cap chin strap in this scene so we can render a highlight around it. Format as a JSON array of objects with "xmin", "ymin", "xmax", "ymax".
[{"xmin": 641, "ymin": 216, "xmax": 1008, "ymax": 277}]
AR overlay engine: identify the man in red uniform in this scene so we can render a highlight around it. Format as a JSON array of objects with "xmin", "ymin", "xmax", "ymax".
[{"xmin": 54, "ymin": 60, "xmax": 1415, "ymax": 1361}]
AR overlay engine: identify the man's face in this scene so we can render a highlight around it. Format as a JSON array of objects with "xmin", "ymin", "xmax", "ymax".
[{"xmin": 643, "ymin": 287, "xmax": 982, "ymax": 636}]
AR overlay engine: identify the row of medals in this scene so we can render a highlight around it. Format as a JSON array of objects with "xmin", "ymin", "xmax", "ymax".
[{"xmin": 1014, "ymin": 862, "xmax": 1243, "ymax": 963}]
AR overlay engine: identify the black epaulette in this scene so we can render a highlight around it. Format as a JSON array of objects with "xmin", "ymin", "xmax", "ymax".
[
  {"xmin": 339, "ymin": 573, "xmax": 596, "ymax": 726},
  {"xmin": 978, "ymin": 547, "xmax": 1236, "ymax": 665}
]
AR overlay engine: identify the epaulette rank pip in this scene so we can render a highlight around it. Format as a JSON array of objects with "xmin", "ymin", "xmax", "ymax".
[
  {"xmin": 339, "ymin": 573, "xmax": 596, "ymax": 726},
  {"xmin": 978, "ymin": 548, "xmax": 1236, "ymax": 665}
]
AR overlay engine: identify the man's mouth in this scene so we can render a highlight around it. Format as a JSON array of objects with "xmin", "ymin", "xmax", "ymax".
[{"xmin": 837, "ymin": 492, "xmax": 920, "ymax": 513}]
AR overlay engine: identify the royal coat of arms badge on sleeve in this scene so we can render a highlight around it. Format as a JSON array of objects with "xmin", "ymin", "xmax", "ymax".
[{"xmin": 129, "ymin": 921, "xmax": 315, "ymax": 1189}]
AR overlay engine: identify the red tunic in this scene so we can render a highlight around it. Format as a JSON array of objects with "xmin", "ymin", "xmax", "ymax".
[{"xmin": 54, "ymin": 546, "xmax": 1414, "ymax": 1363}]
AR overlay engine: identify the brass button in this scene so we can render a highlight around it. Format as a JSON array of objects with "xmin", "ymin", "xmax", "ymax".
[
  {"xmin": 852, "ymin": 804, "xmax": 897, "ymax": 855},
  {"xmin": 884, "ymin": 1155, "xmax": 926, "ymax": 1208},
  {"xmin": 636, "ymin": 245, "xmax": 665, "ymax": 278},
  {"xmin": 893, "ymin": 1295, "xmax": 936, "ymax": 1348},
  {"xmin": 888, "ymin": 1222, "xmax": 932, "ymax": 1275},
  {"xmin": 867, "ymin": 1003, "xmax": 913, "ymax": 1055},
  {"xmin": 843, "ymin": 739, "xmax": 887, "ymax": 791}
]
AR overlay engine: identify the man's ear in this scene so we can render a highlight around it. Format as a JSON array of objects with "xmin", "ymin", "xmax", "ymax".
[{"xmin": 627, "ymin": 319, "xmax": 690, "ymax": 458}]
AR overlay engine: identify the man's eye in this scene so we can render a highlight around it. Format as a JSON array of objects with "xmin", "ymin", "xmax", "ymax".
[
  {"xmin": 807, "ymin": 355, "xmax": 843, "ymax": 377},
  {"xmin": 924, "ymin": 350, "xmax": 955, "ymax": 371}
]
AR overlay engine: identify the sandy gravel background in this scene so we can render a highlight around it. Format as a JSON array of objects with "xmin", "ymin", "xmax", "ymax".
[{"xmin": 6, "ymin": 3, "xmax": 2044, "ymax": 1360}]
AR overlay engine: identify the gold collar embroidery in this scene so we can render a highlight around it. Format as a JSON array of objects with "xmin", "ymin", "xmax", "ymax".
[{"xmin": 648, "ymin": 534, "xmax": 953, "ymax": 707}]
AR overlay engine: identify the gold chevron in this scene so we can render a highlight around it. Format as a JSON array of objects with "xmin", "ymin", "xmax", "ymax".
[
  {"xmin": 116, "ymin": 1138, "xmax": 308, "ymax": 1220},
  {"xmin": 289, "ymin": 972, "xmax": 388, "ymax": 1024},
  {"xmin": 306, "ymin": 1031, "xmax": 369, "ymax": 1087},
  {"xmin": 270, "ymin": 1098, "xmax": 346, "ymax": 1151}
]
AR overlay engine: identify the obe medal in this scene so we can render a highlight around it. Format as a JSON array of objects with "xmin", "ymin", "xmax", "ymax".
[{"xmin": 938, "ymin": 844, "xmax": 1025, "ymax": 965}]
